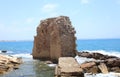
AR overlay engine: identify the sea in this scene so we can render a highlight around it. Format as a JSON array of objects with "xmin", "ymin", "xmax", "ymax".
[{"xmin": 0, "ymin": 39, "xmax": 120, "ymax": 77}]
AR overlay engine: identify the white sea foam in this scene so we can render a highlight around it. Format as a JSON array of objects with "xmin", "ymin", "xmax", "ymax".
[
  {"xmin": 80, "ymin": 50, "xmax": 120, "ymax": 58},
  {"xmin": 85, "ymin": 72, "xmax": 120, "ymax": 77},
  {"xmin": 75, "ymin": 56, "xmax": 96, "ymax": 64},
  {"xmin": 12, "ymin": 53, "xmax": 32, "ymax": 58},
  {"xmin": 12, "ymin": 53, "xmax": 33, "ymax": 62},
  {"xmin": 47, "ymin": 64, "xmax": 57, "ymax": 67}
]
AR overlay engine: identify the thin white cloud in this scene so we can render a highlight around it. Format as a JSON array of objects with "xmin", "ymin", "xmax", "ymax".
[
  {"xmin": 81, "ymin": 0, "xmax": 89, "ymax": 4},
  {"xmin": 42, "ymin": 3, "xmax": 58, "ymax": 13}
]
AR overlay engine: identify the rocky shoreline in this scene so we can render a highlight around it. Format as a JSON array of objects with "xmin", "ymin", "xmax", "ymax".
[
  {"xmin": 55, "ymin": 52, "xmax": 120, "ymax": 77},
  {"xmin": 77, "ymin": 52, "xmax": 120, "ymax": 73},
  {"xmin": 30, "ymin": 16, "xmax": 120, "ymax": 77},
  {"xmin": 0, "ymin": 54, "xmax": 22, "ymax": 74}
]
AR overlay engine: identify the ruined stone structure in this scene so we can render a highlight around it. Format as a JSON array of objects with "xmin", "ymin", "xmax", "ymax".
[{"xmin": 32, "ymin": 16, "xmax": 76, "ymax": 62}]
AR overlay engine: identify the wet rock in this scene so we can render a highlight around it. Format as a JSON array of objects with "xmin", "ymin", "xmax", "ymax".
[
  {"xmin": 77, "ymin": 52, "xmax": 117, "ymax": 60},
  {"xmin": 105, "ymin": 58, "xmax": 120, "ymax": 67},
  {"xmin": 0, "ymin": 54, "xmax": 22, "ymax": 74},
  {"xmin": 1, "ymin": 50, "xmax": 7, "ymax": 53},
  {"xmin": 77, "ymin": 52, "xmax": 92, "ymax": 58},
  {"xmin": 77, "ymin": 52, "xmax": 120, "ymax": 73},
  {"xmin": 110, "ymin": 67, "xmax": 120, "ymax": 72},
  {"xmin": 32, "ymin": 16, "xmax": 76, "ymax": 62}
]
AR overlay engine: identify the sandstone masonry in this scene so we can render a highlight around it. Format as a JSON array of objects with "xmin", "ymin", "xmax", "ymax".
[{"xmin": 32, "ymin": 16, "xmax": 76, "ymax": 62}]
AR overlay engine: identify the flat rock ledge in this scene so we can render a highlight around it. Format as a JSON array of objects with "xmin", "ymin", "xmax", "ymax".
[
  {"xmin": 55, "ymin": 57, "xmax": 84, "ymax": 77},
  {"xmin": 0, "ymin": 54, "xmax": 22, "ymax": 74}
]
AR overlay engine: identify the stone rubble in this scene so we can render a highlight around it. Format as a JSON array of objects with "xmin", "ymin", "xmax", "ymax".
[
  {"xmin": 77, "ymin": 52, "xmax": 120, "ymax": 73},
  {"xmin": 0, "ymin": 54, "xmax": 22, "ymax": 74}
]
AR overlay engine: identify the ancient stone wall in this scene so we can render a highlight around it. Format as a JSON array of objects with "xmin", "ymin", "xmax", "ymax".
[{"xmin": 32, "ymin": 16, "xmax": 76, "ymax": 62}]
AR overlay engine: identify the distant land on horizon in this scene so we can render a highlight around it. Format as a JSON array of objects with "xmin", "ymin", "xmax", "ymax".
[
  {"xmin": 0, "ymin": 38, "xmax": 120, "ymax": 42},
  {"xmin": 0, "ymin": 40, "xmax": 33, "ymax": 42}
]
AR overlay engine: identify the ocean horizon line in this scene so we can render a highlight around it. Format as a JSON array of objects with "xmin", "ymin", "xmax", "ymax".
[
  {"xmin": 0, "ymin": 40, "xmax": 33, "ymax": 42},
  {"xmin": 0, "ymin": 38, "xmax": 120, "ymax": 42}
]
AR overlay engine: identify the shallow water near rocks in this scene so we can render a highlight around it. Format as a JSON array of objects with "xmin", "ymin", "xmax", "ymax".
[
  {"xmin": 0, "ymin": 58, "xmax": 55, "ymax": 77},
  {"xmin": 0, "ymin": 39, "xmax": 120, "ymax": 77}
]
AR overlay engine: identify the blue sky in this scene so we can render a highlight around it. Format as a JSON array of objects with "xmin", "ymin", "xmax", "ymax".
[{"xmin": 0, "ymin": 0, "xmax": 120, "ymax": 40}]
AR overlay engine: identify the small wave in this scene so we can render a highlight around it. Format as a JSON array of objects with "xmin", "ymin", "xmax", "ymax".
[
  {"xmin": 47, "ymin": 64, "xmax": 57, "ymax": 67},
  {"xmin": 75, "ymin": 56, "xmax": 96, "ymax": 64},
  {"xmin": 85, "ymin": 72, "xmax": 120, "ymax": 77},
  {"xmin": 79, "ymin": 50, "xmax": 120, "ymax": 58},
  {"xmin": 12, "ymin": 53, "xmax": 32, "ymax": 58}
]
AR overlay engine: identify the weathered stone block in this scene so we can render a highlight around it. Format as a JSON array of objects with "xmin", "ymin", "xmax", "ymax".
[
  {"xmin": 55, "ymin": 57, "xmax": 84, "ymax": 77},
  {"xmin": 32, "ymin": 16, "xmax": 77, "ymax": 62}
]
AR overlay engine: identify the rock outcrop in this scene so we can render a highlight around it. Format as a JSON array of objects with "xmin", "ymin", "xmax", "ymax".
[
  {"xmin": 32, "ymin": 16, "xmax": 76, "ymax": 62},
  {"xmin": 0, "ymin": 54, "xmax": 22, "ymax": 74},
  {"xmin": 77, "ymin": 52, "xmax": 120, "ymax": 73}
]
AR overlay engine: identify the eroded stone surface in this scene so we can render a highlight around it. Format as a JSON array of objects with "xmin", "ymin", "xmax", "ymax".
[
  {"xmin": 32, "ymin": 16, "xmax": 76, "ymax": 62},
  {"xmin": 55, "ymin": 57, "xmax": 84, "ymax": 77},
  {"xmin": 0, "ymin": 54, "xmax": 22, "ymax": 74},
  {"xmin": 77, "ymin": 52, "xmax": 120, "ymax": 73}
]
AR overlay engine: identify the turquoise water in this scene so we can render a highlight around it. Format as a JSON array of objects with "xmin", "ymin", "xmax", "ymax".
[
  {"xmin": 77, "ymin": 39, "xmax": 120, "ymax": 51},
  {"xmin": 0, "ymin": 41, "xmax": 33, "ymax": 54},
  {"xmin": 0, "ymin": 39, "xmax": 120, "ymax": 77},
  {"xmin": 0, "ymin": 39, "xmax": 120, "ymax": 54}
]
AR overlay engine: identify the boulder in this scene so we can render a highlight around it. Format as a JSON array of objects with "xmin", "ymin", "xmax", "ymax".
[
  {"xmin": 1, "ymin": 50, "xmax": 7, "ymax": 53},
  {"xmin": 80, "ymin": 61, "xmax": 96, "ymax": 68},
  {"xmin": 78, "ymin": 52, "xmax": 120, "ymax": 73},
  {"xmin": 55, "ymin": 57, "xmax": 84, "ymax": 77},
  {"xmin": 80, "ymin": 61, "xmax": 100, "ymax": 74},
  {"xmin": 77, "ymin": 52, "xmax": 93, "ymax": 58},
  {"xmin": 32, "ymin": 16, "xmax": 76, "ymax": 62},
  {"xmin": 0, "ymin": 54, "xmax": 22, "ymax": 74},
  {"xmin": 87, "ymin": 66, "xmax": 100, "ymax": 74},
  {"xmin": 105, "ymin": 58, "xmax": 120, "ymax": 67},
  {"xmin": 98, "ymin": 63, "xmax": 108, "ymax": 74}
]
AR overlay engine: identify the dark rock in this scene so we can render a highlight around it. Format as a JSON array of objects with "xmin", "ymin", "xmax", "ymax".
[
  {"xmin": 1, "ymin": 50, "xmax": 7, "ymax": 53},
  {"xmin": 77, "ymin": 52, "xmax": 92, "ymax": 58},
  {"xmin": 110, "ymin": 67, "xmax": 120, "ymax": 72},
  {"xmin": 92, "ymin": 53, "xmax": 105, "ymax": 60},
  {"xmin": 77, "ymin": 52, "xmax": 118, "ymax": 60},
  {"xmin": 105, "ymin": 58, "xmax": 120, "ymax": 67},
  {"xmin": 78, "ymin": 52, "xmax": 120, "ymax": 73}
]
